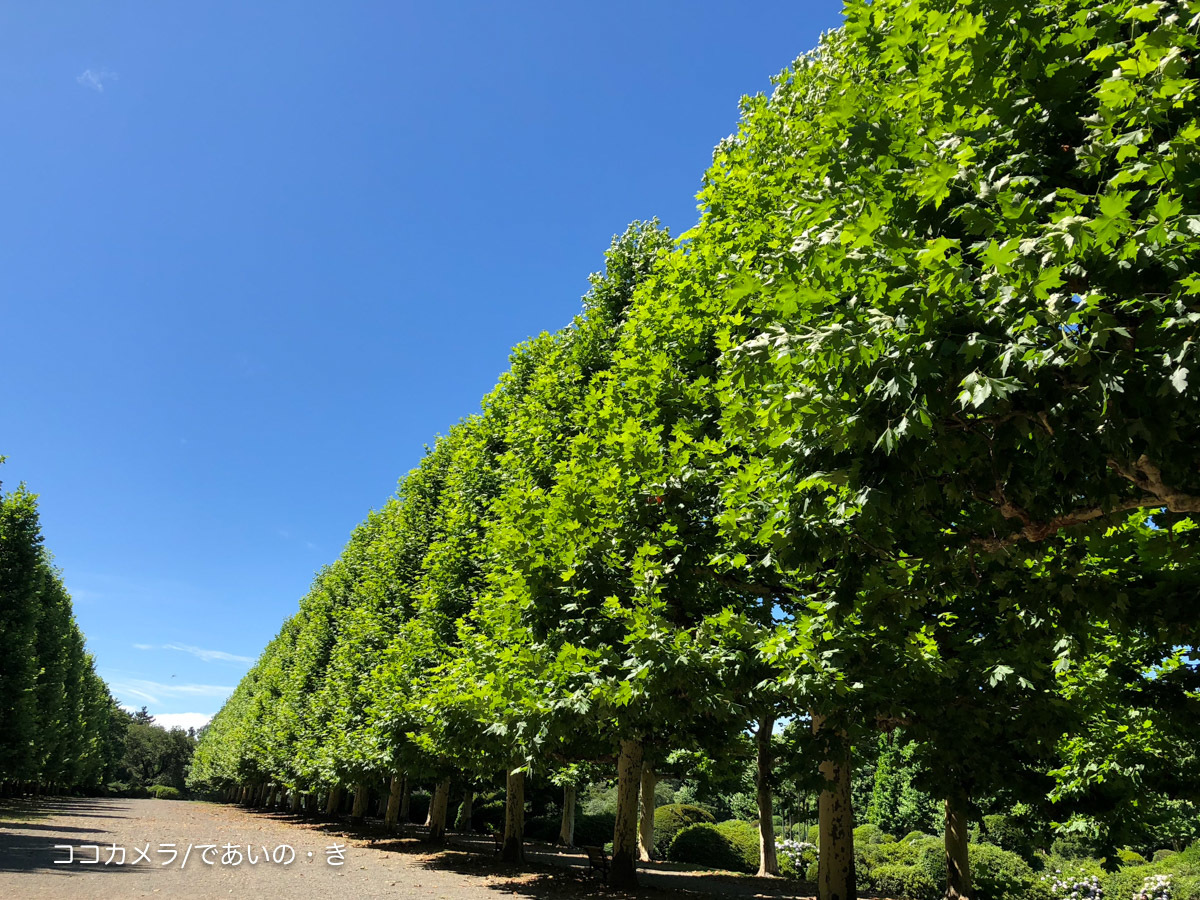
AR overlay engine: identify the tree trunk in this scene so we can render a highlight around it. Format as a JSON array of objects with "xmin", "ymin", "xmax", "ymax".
[
  {"xmin": 559, "ymin": 784, "xmax": 577, "ymax": 847},
  {"xmin": 399, "ymin": 776, "xmax": 411, "ymax": 822},
  {"xmin": 385, "ymin": 774, "xmax": 404, "ymax": 828},
  {"xmin": 290, "ymin": 790, "xmax": 301, "ymax": 814},
  {"xmin": 502, "ymin": 768, "xmax": 525, "ymax": 862},
  {"xmin": 325, "ymin": 785, "xmax": 343, "ymax": 818},
  {"xmin": 814, "ymin": 714, "xmax": 856, "ymax": 900},
  {"xmin": 638, "ymin": 764, "xmax": 657, "ymax": 861},
  {"xmin": 428, "ymin": 777, "xmax": 451, "ymax": 842},
  {"xmin": 351, "ymin": 781, "xmax": 369, "ymax": 823},
  {"xmin": 945, "ymin": 796, "xmax": 973, "ymax": 900},
  {"xmin": 757, "ymin": 715, "xmax": 779, "ymax": 876},
  {"xmin": 456, "ymin": 788, "xmax": 474, "ymax": 832},
  {"xmin": 611, "ymin": 739, "xmax": 644, "ymax": 889}
]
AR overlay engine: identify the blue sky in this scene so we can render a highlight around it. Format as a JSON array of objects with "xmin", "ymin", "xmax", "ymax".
[{"xmin": 0, "ymin": 1, "xmax": 844, "ymax": 730}]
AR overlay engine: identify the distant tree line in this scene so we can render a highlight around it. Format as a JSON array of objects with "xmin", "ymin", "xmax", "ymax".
[{"xmin": 0, "ymin": 470, "xmax": 126, "ymax": 796}]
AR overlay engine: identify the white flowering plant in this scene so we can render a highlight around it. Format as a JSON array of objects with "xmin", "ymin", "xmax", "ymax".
[
  {"xmin": 1041, "ymin": 869, "xmax": 1104, "ymax": 900},
  {"xmin": 1134, "ymin": 874, "xmax": 1171, "ymax": 900},
  {"xmin": 775, "ymin": 838, "xmax": 816, "ymax": 869}
]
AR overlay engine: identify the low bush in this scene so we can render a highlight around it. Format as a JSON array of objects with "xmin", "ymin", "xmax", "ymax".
[
  {"xmin": 1120, "ymin": 847, "xmax": 1150, "ymax": 866},
  {"xmin": 148, "ymin": 785, "xmax": 183, "ymax": 800},
  {"xmin": 1154, "ymin": 850, "xmax": 1179, "ymax": 863},
  {"xmin": 871, "ymin": 863, "xmax": 939, "ymax": 900},
  {"xmin": 1103, "ymin": 844, "xmax": 1200, "ymax": 900},
  {"xmin": 668, "ymin": 823, "xmax": 751, "ymax": 873},
  {"xmin": 573, "ymin": 812, "xmax": 615, "ymax": 848},
  {"xmin": 715, "ymin": 820, "xmax": 760, "ymax": 873},
  {"xmin": 653, "ymin": 804, "xmax": 715, "ymax": 858},
  {"xmin": 855, "ymin": 823, "xmax": 895, "ymax": 845}
]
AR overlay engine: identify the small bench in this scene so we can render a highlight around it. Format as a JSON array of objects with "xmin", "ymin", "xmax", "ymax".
[{"xmin": 584, "ymin": 845, "xmax": 609, "ymax": 882}]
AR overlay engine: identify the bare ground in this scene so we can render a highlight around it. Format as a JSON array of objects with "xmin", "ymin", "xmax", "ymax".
[{"xmin": 0, "ymin": 797, "xmax": 833, "ymax": 900}]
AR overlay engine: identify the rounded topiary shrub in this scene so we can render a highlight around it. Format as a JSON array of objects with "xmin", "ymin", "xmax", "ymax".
[
  {"xmin": 967, "ymin": 843, "xmax": 1048, "ymax": 900},
  {"xmin": 149, "ymin": 785, "xmax": 183, "ymax": 800},
  {"xmin": 668, "ymin": 823, "xmax": 751, "ymax": 873},
  {"xmin": 573, "ymin": 812, "xmax": 615, "ymax": 848},
  {"xmin": 716, "ymin": 820, "xmax": 760, "ymax": 873},
  {"xmin": 855, "ymin": 823, "xmax": 895, "ymax": 845},
  {"xmin": 1153, "ymin": 849, "xmax": 1178, "ymax": 863},
  {"xmin": 871, "ymin": 863, "xmax": 939, "ymax": 900},
  {"xmin": 653, "ymin": 804, "xmax": 716, "ymax": 858}
]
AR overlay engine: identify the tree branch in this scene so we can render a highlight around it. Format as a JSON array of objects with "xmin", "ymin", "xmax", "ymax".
[{"xmin": 972, "ymin": 456, "xmax": 1200, "ymax": 552}]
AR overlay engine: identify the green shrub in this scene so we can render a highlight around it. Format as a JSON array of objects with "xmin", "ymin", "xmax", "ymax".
[
  {"xmin": 979, "ymin": 814, "xmax": 1040, "ymax": 867},
  {"xmin": 855, "ymin": 823, "xmax": 894, "ymax": 845},
  {"xmin": 653, "ymin": 804, "xmax": 715, "ymax": 858},
  {"xmin": 573, "ymin": 812, "xmax": 615, "ymax": 848},
  {"xmin": 968, "ymin": 843, "xmax": 1049, "ymax": 900},
  {"xmin": 148, "ymin": 785, "xmax": 183, "ymax": 800},
  {"xmin": 903, "ymin": 831, "xmax": 935, "ymax": 843},
  {"xmin": 871, "ymin": 863, "xmax": 939, "ymax": 900},
  {"xmin": 668, "ymin": 823, "xmax": 752, "ymax": 873},
  {"xmin": 471, "ymin": 798, "xmax": 504, "ymax": 831},
  {"xmin": 1154, "ymin": 850, "xmax": 1179, "ymax": 863},
  {"xmin": 1103, "ymin": 846, "xmax": 1200, "ymax": 900},
  {"xmin": 808, "ymin": 824, "xmax": 820, "ymax": 845},
  {"xmin": 716, "ymin": 820, "xmax": 760, "ymax": 873},
  {"xmin": 1119, "ymin": 848, "xmax": 1149, "ymax": 866}
]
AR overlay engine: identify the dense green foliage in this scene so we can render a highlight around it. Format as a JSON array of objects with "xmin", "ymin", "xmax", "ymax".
[
  {"xmin": 192, "ymin": 0, "xmax": 1200, "ymax": 896},
  {"xmin": 0, "ymin": 473, "xmax": 126, "ymax": 793}
]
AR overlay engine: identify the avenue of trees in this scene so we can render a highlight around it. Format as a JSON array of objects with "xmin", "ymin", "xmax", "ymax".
[
  {"xmin": 192, "ymin": 1, "xmax": 1200, "ymax": 899},
  {"xmin": 0, "ymin": 469, "xmax": 128, "ymax": 795}
]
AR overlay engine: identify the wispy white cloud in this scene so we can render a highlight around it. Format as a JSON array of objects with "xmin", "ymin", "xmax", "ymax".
[
  {"xmin": 132, "ymin": 642, "xmax": 254, "ymax": 664},
  {"xmin": 163, "ymin": 643, "xmax": 254, "ymax": 664},
  {"xmin": 76, "ymin": 68, "xmax": 118, "ymax": 92}
]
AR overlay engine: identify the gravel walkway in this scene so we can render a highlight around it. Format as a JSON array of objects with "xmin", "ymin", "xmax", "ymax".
[{"xmin": 0, "ymin": 798, "xmax": 825, "ymax": 900}]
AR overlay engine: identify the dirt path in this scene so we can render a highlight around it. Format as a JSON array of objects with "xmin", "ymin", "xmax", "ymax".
[{"xmin": 0, "ymin": 798, "xmax": 822, "ymax": 900}]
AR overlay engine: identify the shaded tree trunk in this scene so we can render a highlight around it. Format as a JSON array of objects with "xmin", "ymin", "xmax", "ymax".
[
  {"xmin": 456, "ymin": 788, "xmax": 474, "ymax": 832},
  {"xmin": 428, "ymin": 777, "xmax": 451, "ymax": 842},
  {"xmin": 610, "ymin": 739, "xmax": 644, "ymax": 889},
  {"xmin": 559, "ymin": 784, "xmax": 577, "ymax": 847},
  {"xmin": 325, "ymin": 785, "xmax": 343, "ymax": 818},
  {"xmin": 290, "ymin": 789, "xmax": 301, "ymax": 814},
  {"xmin": 384, "ymin": 774, "xmax": 404, "ymax": 828},
  {"xmin": 757, "ymin": 715, "xmax": 779, "ymax": 876},
  {"xmin": 638, "ymin": 764, "xmax": 657, "ymax": 861},
  {"xmin": 351, "ymin": 781, "xmax": 369, "ymax": 823},
  {"xmin": 502, "ymin": 768, "xmax": 525, "ymax": 862},
  {"xmin": 400, "ymin": 777, "xmax": 411, "ymax": 821},
  {"xmin": 814, "ymin": 714, "xmax": 856, "ymax": 900},
  {"xmin": 945, "ymin": 796, "xmax": 973, "ymax": 900}
]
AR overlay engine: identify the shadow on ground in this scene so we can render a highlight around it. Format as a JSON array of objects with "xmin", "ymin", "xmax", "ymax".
[
  {"xmin": 237, "ymin": 805, "xmax": 827, "ymax": 900},
  {"xmin": 0, "ymin": 798, "xmax": 137, "ymax": 878}
]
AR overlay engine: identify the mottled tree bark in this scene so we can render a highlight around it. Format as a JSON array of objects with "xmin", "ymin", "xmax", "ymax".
[
  {"xmin": 559, "ymin": 784, "xmax": 577, "ymax": 847},
  {"xmin": 384, "ymin": 774, "xmax": 404, "ymax": 828},
  {"xmin": 428, "ymin": 777, "xmax": 451, "ymax": 842},
  {"xmin": 325, "ymin": 785, "xmax": 343, "ymax": 818},
  {"xmin": 814, "ymin": 714, "xmax": 856, "ymax": 900},
  {"xmin": 757, "ymin": 715, "xmax": 779, "ymax": 876},
  {"xmin": 399, "ymin": 776, "xmax": 411, "ymax": 821},
  {"xmin": 638, "ymin": 764, "xmax": 657, "ymax": 861},
  {"xmin": 945, "ymin": 796, "xmax": 973, "ymax": 900},
  {"xmin": 502, "ymin": 768, "xmax": 525, "ymax": 862},
  {"xmin": 351, "ymin": 781, "xmax": 369, "ymax": 823},
  {"xmin": 290, "ymin": 789, "xmax": 301, "ymax": 814},
  {"xmin": 610, "ymin": 739, "xmax": 644, "ymax": 889}
]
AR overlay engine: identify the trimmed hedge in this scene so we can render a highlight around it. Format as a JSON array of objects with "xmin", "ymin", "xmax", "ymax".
[
  {"xmin": 148, "ymin": 785, "xmax": 184, "ymax": 800},
  {"xmin": 653, "ymin": 804, "xmax": 716, "ymax": 858},
  {"xmin": 716, "ymin": 820, "xmax": 760, "ymax": 873},
  {"xmin": 669, "ymin": 823, "xmax": 751, "ymax": 873}
]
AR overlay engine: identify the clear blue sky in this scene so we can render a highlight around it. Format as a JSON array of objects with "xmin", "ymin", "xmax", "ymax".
[{"xmin": 0, "ymin": 1, "xmax": 844, "ymax": 729}]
